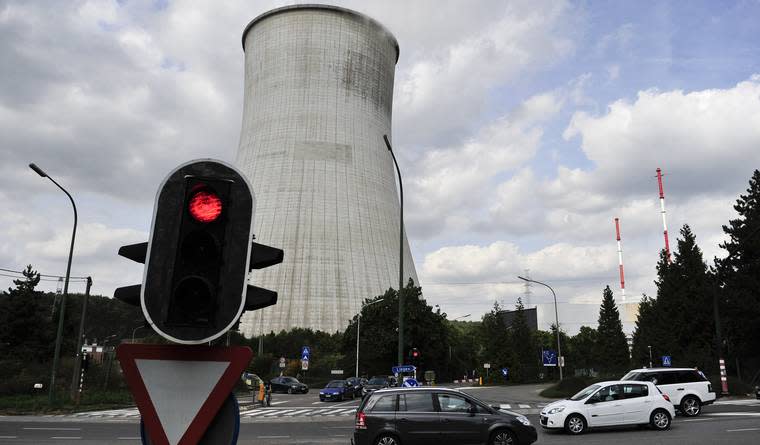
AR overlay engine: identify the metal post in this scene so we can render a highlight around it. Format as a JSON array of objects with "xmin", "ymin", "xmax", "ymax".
[
  {"xmin": 713, "ymin": 285, "xmax": 729, "ymax": 395},
  {"xmin": 384, "ymin": 135, "xmax": 405, "ymax": 366},
  {"xmin": 519, "ymin": 276, "xmax": 562, "ymax": 380},
  {"xmin": 648, "ymin": 346, "xmax": 653, "ymax": 368},
  {"xmin": 355, "ymin": 313, "xmax": 361, "ymax": 377},
  {"xmin": 70, "ymin": 276, "xmax": 91, "ymax": 401},
  {"xmin": 30, "ymin": 163, "xmax": 78, "ymax": 404}
]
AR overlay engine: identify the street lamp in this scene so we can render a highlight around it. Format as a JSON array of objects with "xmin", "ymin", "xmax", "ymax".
[
  {"xmin": 384, "ymin": 135, "xmax": 405, "ymax": 367},
  {"xmin": 518, "ymin": 276, "xmax": 563, "ymax": 380},
  {"xmin": 29, "ymin": 163, "xmax": 78, "ymax": 403},
  {"xmin": 356, "ymin": 299, "xmax": 385, "ymax": 377}
]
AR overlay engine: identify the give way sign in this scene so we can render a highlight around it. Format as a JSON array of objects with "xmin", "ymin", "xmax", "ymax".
[{"xmin": 116, "ymin": 344, "xmax": 252, "ymax": 445}]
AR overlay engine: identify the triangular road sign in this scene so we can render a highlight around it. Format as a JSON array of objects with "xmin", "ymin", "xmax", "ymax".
[{"xmin": 117, "ymin": 344, "xmax": 252, "ymax": 445}]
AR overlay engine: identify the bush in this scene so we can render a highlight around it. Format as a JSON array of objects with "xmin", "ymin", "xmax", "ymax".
[{"xmin": 540, "ymin": 376, "xmax": 604, "ymax": 398}]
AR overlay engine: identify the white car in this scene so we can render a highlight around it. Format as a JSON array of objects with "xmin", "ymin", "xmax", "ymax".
[
  {"xmin": 621, "ymin": 368, "xmax": 716, "ymax": 417},
  {"xmin": 540, "ymin": 381, "xmax": 675, "ymax": 434}
]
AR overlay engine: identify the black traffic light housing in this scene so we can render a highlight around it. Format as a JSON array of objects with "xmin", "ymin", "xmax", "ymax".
[
  {"xmin": 409, "ymin": 348, "xmax": 420, "ymax": 360},
  {"xmin": 114, "ymin": 159, "xmax": 283, "ymax": 344}
]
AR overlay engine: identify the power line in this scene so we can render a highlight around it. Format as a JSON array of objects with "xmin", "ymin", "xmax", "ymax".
[{"xmin": 0, "ymin": 267, "xmax": 89, "ymax": 281}]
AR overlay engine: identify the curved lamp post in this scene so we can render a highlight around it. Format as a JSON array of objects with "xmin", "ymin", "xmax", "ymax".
[
  {"xmin": 29, "ymin": 163, "xmax": 78, "ymax": 403},
  {"xmin": 518, "ymin": 276, "xmax": 563, "ymax": 380},
  {"xmin": 383, "ymin": 135, "xmax": 405, "ymax": 366}
]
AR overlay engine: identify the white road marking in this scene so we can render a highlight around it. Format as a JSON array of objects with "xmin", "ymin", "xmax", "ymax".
[
  {"xmin": 499, "ymin": 404, "xmax": 511, "ymax": 409},
  {"xmin": 24, "ymin": 428, "xmax": 82, "ymax": 431},
  {"xmin": 257, "ymin": 436, "xmax": 290, "ymax": 439},
  {"xmin": 683, "ymin": 418, "xmax": 714, "ymax": 422},
  {"xmin": 264, "ymin": 409, "xmax": 294, "ymax": 417},
  {"xmin": 117, "ymin": 437, "xmax": 142, "ymax": 440},
  {"xmin": 269, "ymin": 401, "xmax": 288, "ymax": 405},
  {"xmin": 50, "ymin": 437, "xmax": 82, "ymax": 440},
  {"xmin": 706, "ymin": 412, "xmax": 760, "ymax": 417},
  {"xmin": 727, "ymin": 428, "xmax": 760, "ymax": 432},
  {"xmin": 312, "ymin": 401, "xmax": 324, "ymax": 405},
  {"xmin": 284, "ymin": 409, "xmax": 312, "ymax": 416},
  {"xmin": 518, "ymin": 404, "xmax": 531, "ymax": 409},
  {"xmin": 242, "ymin": 410, "xmax": 272, "ymax": 417},
  {"xmin": 0, "ymin": 437, "xmax": 18, "ymax": 439}
]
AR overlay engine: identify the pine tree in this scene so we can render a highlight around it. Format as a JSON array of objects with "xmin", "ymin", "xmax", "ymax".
[
  {"xmin": 716, "ymin": 169, "xmax": 760, "ymax": 367},
  {"xmin": 596, "ymin": 286, "xmax": 630, "ymax": 374},
  {"xmin": 0, "ymin": 265, "xmax": 55, "ymax": 363}
]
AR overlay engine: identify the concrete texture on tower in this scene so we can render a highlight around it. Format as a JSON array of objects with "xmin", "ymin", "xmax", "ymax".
[{"xmin": 236, "ymin": 5, "xmax": 417, "ymax": 336}]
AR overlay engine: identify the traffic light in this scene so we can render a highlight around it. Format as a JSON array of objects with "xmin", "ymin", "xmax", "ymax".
[
  {"xmin": 409, "ymin": 348, "xmax": 420, "ymax": 360},
  {"xmin": 114, "ymin": 159, "xmax": 283, "ymax": 344}
]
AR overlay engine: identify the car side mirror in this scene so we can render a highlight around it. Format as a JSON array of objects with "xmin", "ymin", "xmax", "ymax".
[
  {"xmin": 586, "ymin": 396, "xmax": 599, "ymax": 405},
  {"xmin": 468, "ymin": 405, "xmax": 478, "ymax": 416}
]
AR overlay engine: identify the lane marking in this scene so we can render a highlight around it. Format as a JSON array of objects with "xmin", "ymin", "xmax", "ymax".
[
  {"xmin": 118, "ymin": 437, "xmax": 142, "ymax": 440},
  {"xmin": 257, "ymin": 436, "xmax": 290, "ymax": 439},
  {"xmin": 500, "ymin": 404, "xmax": 511, "ymax": 409},
  {"xmin": 683, "ymin": 418, "xmax": 714, "ymax": 422},
  {"xmin": 706, "ymin": 412, "xmax": 760, "ymax": 417},
  {"xmin": 727, "ymin": 428, "xmax": 760, "ymax": 432},
  {"xmin": 24, "ymin": 428, "xmax": 82, "ymax": 431},
  {"xmin": 264, "ymin": 409, "xmax": 295, "ymax": 417},
  {"xmin": 519, "ymin": 404, "xmax": 531, "ymax": 409},
  {"xmin": 284, "ymin": 409, "xmax": 312, "ymax": 416},
  {"xmin": 312, "ymin": 401, "xmax": 324, "ymax": 405},
  {"xmin": 242, "ymin": 410, "xmax": 271, "ymax": 417},
  {"xmin": 0, "ymin": 437, "xmax": 18, "ymax": 439},
  {"xmin": 269, "ymin": 401, "xmax": 288, "ymax": 405},
  {"xmin": 50, "ymin": 437, "xmax": 82, "ymax": 440}
]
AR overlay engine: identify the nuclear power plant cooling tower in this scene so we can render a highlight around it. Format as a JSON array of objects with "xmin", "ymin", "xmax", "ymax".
[{"xmin": 236, "ymin": 5, "xmax": 418, "ymax": 336}]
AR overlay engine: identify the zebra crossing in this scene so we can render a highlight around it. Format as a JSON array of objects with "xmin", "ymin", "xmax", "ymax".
[{"xmin": 64, "ymin": 401, "xmax": 549, "ymax": 420}]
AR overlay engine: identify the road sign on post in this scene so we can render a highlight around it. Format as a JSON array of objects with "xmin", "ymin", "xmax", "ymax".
[
  {"xmin": 301, "ymin": 346, "xmax": 310, "ymax": 361},
  {"xmin": 662, "ymin": 355, "xmax": 672, "ymax": 367},
  {"xmin": 113, "ymin": 159, "xmax": 283, "ymax": 344},
  {"xmin": 117, "ymin": 344, "xmax": 251, "ymax": 445},
  {"xmin": 392, "ymin": 365, "xmax": 416, "ymax": 374},
  {"xmin": 301, "ymin": 359, "xmax": 309, "ymax": 371},
  {"xmin": 483, "ymin": 363, "xmax": 491, "ymax": 369},
  {"xmin": 542, "ymin": 350, "xmax": 558, "ymax": 367},
  {"xmin": 279, "ymin": 357, "xmax": 286, "ymax": 369}
]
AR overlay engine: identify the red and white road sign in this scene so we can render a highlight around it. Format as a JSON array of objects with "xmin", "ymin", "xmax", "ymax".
[{"xmin": 116, "ymin": 344, "xmax": 252, "ymax": 445}]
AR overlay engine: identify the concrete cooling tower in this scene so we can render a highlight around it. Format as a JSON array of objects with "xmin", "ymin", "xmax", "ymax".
[{"xmin": 236, "ymin": 5, "xmax": 418, "ymax": 336}]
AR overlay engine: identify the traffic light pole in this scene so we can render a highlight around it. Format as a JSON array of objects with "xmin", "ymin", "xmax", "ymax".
[
  {"xmin": 384, "ymin": 135, "xmax": 405, "ymax": 367},
  {"xmin": 519, "ymin": 276, "xmax": 562, "ymax": 380}
]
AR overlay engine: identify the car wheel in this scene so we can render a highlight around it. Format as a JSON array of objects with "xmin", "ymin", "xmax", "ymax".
[
  {"xmin": 680, "ymin": 395, "xmax": 701, "ymax": 417},
  {"xmin": 490, "ymin": 428, "xmax": 516, "ymax": 445},
  {"xmin": 287, "ymin": 388, "xmax": 293, "ymax": 394},
  {"xmin": 564, "ymin": 414, "xmax": 587, "ymax": 435},
  {"xmin": 650, "ymin": 409, "xmax": 671, "ymax": 430},
  {"xmin": 374, "ymin": 434, "xmax": 400, "ymax": 445}
]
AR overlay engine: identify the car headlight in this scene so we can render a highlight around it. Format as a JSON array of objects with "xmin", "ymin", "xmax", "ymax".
[
  {"xmin": 547, "ymin": 406, "xmax": 565, "ymax": 415},
  {"xmin": 516, "ymin": 415, "xmax": 531, "ymax": 426},
  {"xmin": 319, "ymin": 392, "xmax": 325, "ymax": 395}
]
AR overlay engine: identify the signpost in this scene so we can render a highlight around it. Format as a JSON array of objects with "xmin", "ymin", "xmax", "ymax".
[
  {"xmin": 483, "ymin": 363, "xmax": 490, "ymax": 378},
  {"xmin": 330, "ymin": 369, "xmax": 344, "ymax": 375},
  {"xmin": 112, "ymin": 160, "xmax": 284, "ymax": 445},
  {"xmin": 542, "ymin": 350, "xmax": 558, "ymax": 367},
  {"xmin": 117, "ymin": 344, "xmax": 251, "ymax": 445},
  {"xmin": 301, "ymin": 346, "xmax": 310, "ymax": 361},
  {"xmin": 662, "ymin": 355, "xmax": 672, "ymax": 367},
  {"xmin": 392, "ymin": 365, "xmax": 416, "ymax": 374},
  {"xmin": 279, "ymin": 357, "xmax": 286, "ymax": 369}
]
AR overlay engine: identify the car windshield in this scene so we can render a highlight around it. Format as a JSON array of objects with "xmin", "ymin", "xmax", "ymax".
[
  {"xmin": 326, "ymin": 381, "xmax": 345, "ymax": 388},
  {"xmin": 621, "ymin": 371, "xmax": 641, "ymax": 381},
  {"xmin": 368, "ymin": 378, "xmax": 386, "ymax": 385},
  {"xmin": 570, "ymin": 384, "xmax": 601, "ymax": 401},
  {"xmin": 283, "ymin": 377, "xmax": 298, "ymax": 383}
]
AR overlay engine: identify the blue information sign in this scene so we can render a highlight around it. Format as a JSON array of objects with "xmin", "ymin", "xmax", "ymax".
[
  {"xmin": 542, "ymin": 350, "xmax": 558, "ymax": 367},
  {"xmin": 301, "ymin": 346, "xmax": 310, "ymax": 361},
  {"xmin": 501, "ymin": 367, "xmax": 509, "ymax": 377},
  {"xmin": 402, "ymin": 378, "xmax": 420, "ymax": 387},
  {"xmin": 392, "ymin": 365, "xmax": 416, "ymax": 374},
  {"xmin": 662, "ymin": 355, "xmax": 672, "ymax": 367}
]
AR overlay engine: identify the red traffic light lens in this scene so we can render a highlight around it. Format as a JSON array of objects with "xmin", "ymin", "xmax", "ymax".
[{"xmin": 188, "ymin": 190, "xmax": 222, "ymax": 223}]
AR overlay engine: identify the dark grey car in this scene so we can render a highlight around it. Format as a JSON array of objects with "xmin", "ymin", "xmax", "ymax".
[{"xmin": 352, "ymin": 387, "xmax": 537, "ymax": 445}]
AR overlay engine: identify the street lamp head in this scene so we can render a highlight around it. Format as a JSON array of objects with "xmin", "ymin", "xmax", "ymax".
[
  {"xmin": 383, "ymin": 134, "xmax": 392, "ymax": 151},
  {"xmin": 29, "ymin": 163, "xmax": 47, "ymax": 178}
]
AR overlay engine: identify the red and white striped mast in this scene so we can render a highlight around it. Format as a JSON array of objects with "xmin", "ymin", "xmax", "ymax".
[
  {"xmin": 614, "ymin": 218, "xmax": 626, "ymax": 302},
  {"xmin": 656, "ymin": 168, "xmax": 672, "ymax": 263}
]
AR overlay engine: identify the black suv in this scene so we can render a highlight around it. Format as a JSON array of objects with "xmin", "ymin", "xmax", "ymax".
[{"xmin": 352, "ymin": 387, "xmax": 537, "ymax": 445}]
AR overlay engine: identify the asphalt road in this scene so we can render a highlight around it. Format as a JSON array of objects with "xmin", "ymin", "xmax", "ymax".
[{"xmin": 0, "ymin": 388, "xmax": 758, "ymax": 444}]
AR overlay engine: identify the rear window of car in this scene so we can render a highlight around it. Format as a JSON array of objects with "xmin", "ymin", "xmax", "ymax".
[
  {"xmin": 368, "ymin": 378, "xmax": 387, "ymax": 385},
  {"xmin": 622, "ymin": 384, "xmax": 649, "ymax": 398},
  {"xmin": 399, "ymin": 393, "xmax": 435, "ymax": 412},
  {"xmin": 368, "ymin": 394, "xmax": 397, "ymax": 412},
  {"xmin": 676, "ymin": 371, "xmax": 705, "ymax": 383}
]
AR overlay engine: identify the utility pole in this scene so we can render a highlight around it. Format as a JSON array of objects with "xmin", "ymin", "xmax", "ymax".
[{"xmin": 70, "ymin": 276, "xmax": 92, "ymax": 402}]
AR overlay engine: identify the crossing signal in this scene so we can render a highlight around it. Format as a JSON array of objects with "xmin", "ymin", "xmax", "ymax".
[
  {"xmin": 409, "ymin": 348, "xmax": 420, "ymax": 359},
  {"xmin": 114, "ymin": 159, "xmax": 283, "ymax": 344}
]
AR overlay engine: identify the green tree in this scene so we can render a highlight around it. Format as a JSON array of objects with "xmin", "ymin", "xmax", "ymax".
[
  {"xmin": 508, "ymin": 298, "xmax": 539, "ymax": 382},
  {"xmin": 479, "ymin": 301, "xmax": 510, "ymax": 367},
  {"xmin": 596, "ymin": 286, "xmax": 629, "ymax": 374},
  {"xmin": 716, "ymin": 169, "xmax": 760, "ymax": 375},
  {"xmin": 569, "ymin": 326, "xmax": 598, "ymax": 373},
  {"xmin": 0, "ymin": 265, "xmax": 55, "ymax": 363}
]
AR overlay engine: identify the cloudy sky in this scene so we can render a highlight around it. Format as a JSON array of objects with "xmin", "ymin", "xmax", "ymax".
[{"xmin": 2, "ymin": 0, "xmax": 760, "ymax": 334}]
